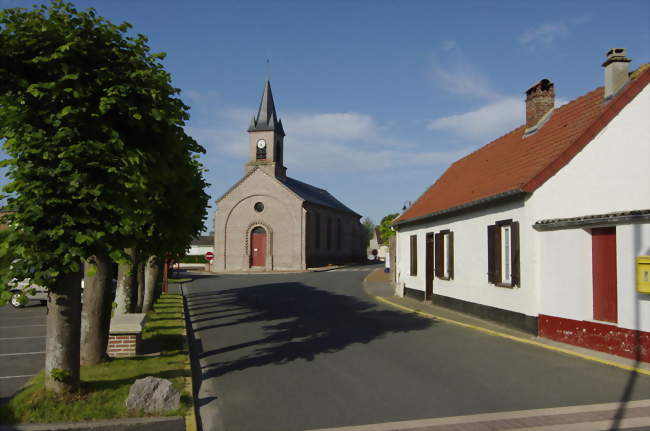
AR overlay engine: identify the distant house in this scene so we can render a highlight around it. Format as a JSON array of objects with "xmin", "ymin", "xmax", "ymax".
[
  {"xmin": 367, "ymin": 228, "xmax": 389, "ymax": 261},
  {"xmin": 188, "ymin": 235, "xmax": 214, "ymax": 257},
  {"xmin": 393, "ymin": 49, "xmax": 650, "ymax": 362}
]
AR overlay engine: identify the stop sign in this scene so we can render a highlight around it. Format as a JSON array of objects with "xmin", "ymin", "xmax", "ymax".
[{"xmin": 205, "ymin": 252, "xmax": 215, "ymax": 261}]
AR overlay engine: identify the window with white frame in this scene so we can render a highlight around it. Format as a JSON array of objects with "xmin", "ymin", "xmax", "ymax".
[
  {"xmin": 434, "ymin": 230, "xmax": 454, "ymax": 280},
  {"xmin": 501, "ymin": 224, "xmax": 512, "ymax": 284},
  {"xmin": 487, "ymin": 220, "xmax": 520, "ymax": 287}
]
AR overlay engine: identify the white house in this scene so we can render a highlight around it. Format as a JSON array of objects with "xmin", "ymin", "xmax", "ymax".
[
  {"xmin": 188, "ymin": 235, "xmax": 214, "ymax": 257},
  {"xmin": 393, "ymin": 49, "xmax": 650, "ymax": 362}
]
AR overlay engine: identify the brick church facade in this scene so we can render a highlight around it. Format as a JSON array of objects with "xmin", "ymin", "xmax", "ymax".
[{"xmin": 214, "ymin": 81, "xmax": 365, "ymax": 271}]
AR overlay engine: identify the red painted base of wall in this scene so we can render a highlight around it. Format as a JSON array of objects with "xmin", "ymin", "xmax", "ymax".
[{"xmin": 539, "ymin": 314, "xmax": 650, "ymax": 363}]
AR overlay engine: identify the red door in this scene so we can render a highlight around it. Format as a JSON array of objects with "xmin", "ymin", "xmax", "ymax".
[
  {"xmin": 592, "ymin": 227, "xmax": 617, "ymax": 323},
  {"xmin": 250, "ymin": 227, "xmax": 266, "ymax": 267}
]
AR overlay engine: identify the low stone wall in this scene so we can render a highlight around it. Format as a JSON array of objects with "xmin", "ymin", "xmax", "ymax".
[
  {"xmin": 107, "ymin": 333, "xmax": 142, "ymax": 357},
  {"xmin": 107, "ymin": 313, "xmax": 147, "ymax": 358}
]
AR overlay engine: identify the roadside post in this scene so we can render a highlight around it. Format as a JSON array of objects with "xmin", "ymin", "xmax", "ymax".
[{"xmin": 205, "ymin": 251, "xmax": 215, "ymax": 272}]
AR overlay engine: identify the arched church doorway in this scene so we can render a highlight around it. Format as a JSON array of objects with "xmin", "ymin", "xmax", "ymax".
[{"xmin": 250, "ymin": 226, "xmax": 267, "ymax": 267}]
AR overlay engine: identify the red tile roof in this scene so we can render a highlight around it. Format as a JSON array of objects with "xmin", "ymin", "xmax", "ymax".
[{"xmin": 395, "ymin": 66, "xmax": 650, "ymax": 226}]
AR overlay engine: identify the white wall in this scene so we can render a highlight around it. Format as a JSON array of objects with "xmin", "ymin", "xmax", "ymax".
[
  {"xmin": 537, "ymin": 228, "xmax": 593, "ymax": 320},
  {"xmin": 396, "ymin": 199, "xmax": 539, "ymax": 317},
  {"xmin": 188, "ymin": 245, "xmax": 214, "ymax": 256},
  {"xmin": 532, "ymin": 84, "xmax": 650, "ymax": 331},
  {"xmin": 537, "ymin": 224, "xmax": 650, "ymax": 332},
  {"xmin": 530, "ymin": 85, "xmax": 650, "ymax": 219}
]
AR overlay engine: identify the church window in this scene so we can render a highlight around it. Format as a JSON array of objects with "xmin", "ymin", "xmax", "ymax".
[
  {"xmin": 256, "ymin": 146, "xmax": 266, "ymax": 160},
  {"xmin": 327, "ymin": 217, "xmax": 332, "ymax": 249},
  {"xmin": 315, "ymin": 213, "xmax": 321, "ymax": 249},
  {"xmin": 254, "ymin": 202, "xmax": 264, "ymax": 212}
]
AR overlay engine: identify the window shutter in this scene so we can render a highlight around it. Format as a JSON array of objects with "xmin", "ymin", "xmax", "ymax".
[
  {"xmin": 448, "ymin": 231, "xmax": 454, "ymax": 279},
  {"xmin": 511, "ymin": 221, "xmax": 520, "ymax": 286},
  {"xmin": 410, "ymin": 235, "xmax": 417, "ymax": 276},
  {"xmin": 487, "ymin": 225, "xmax": 496, "ymax": 283},
  {"xmin": 434, "ymin": 232, "xmax": 443, "ymax": 278}
]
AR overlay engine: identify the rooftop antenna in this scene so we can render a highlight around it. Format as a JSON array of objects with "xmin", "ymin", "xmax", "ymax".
[{"xmin": 266, "ymin": 57, "xmax": 271, "ymax": 81}]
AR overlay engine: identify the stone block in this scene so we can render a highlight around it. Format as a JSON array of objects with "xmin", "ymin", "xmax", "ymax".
[{"xmin": 125, "ymin": 376, "xmax": 180, "ymax": 413}]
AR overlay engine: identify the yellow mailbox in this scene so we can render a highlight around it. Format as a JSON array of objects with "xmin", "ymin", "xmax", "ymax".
[{"xmin": 638, "ymin": 256, "xmax": 650, "ymax": 293}]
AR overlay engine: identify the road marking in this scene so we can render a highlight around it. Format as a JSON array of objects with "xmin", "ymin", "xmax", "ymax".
[
  {"xmin": 307, "ymin": 399, "xmax": 650, "ymax": 431},
  {"xmin": 0, "ymin": 351, "xmax": 45, "ymax": 357},
  {"xmin": 0, "ymin": 336, "xmax": 46, "ymax": 340},
  {"xmin": 374, "ymin": 295, "xmax": 650, "ymax": 377},
  {"xmin": 0, "ymin": 374, "xmax": 37, "ymax": 380},
  {"xmin": 0, "ymin": 324, "xmax": 46, "ymax": 328}
]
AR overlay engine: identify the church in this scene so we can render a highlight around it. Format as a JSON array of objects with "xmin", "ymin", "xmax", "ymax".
[{"xmin": 213, "ymin": 81, "xmax": 366, "ymax": 271}]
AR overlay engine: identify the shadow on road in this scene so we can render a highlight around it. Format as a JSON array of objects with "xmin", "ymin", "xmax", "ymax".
[{"xmin": 188, "ymin": 282, "xmax": 434, "ymax": 380}]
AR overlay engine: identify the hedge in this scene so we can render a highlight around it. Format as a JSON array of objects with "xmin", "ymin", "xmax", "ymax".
[{"xmin": 180, "ymin": 255, "xmax": 208, "ymax": 263}]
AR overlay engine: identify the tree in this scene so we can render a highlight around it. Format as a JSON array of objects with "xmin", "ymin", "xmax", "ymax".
[
  {"xmin": 377, "ymin": 213, "xmax": 399, "ymax": 243},
  {"xmin": 80, "ymin": 254, "xmax": 113, "ymax": 365},
  {"xmin": 0, "ymin": 1, "xmax": 208, "ymax": 391},
  {"xmin": 361, "ymin": 217, "xmax": 375, "ymax": 250}
]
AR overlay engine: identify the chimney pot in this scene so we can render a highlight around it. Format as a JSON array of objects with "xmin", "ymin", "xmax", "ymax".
[
  {"xmin": 602, "ymin": 48, "xmax": 631, "ymax": 99},
  {"xmin": 525, "ymin": 79, "xmax": 555, "ymax": 131}
]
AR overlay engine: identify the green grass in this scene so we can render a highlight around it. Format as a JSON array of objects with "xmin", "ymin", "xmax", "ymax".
[
  {"xmin": 178, "ymin": 255, "xmax": 205, "ymax": 264},
  {"xmin": 0, "ymin": 294, "xmax": 191, "ymax": 424},
  {"xmin": 168, "ymin": 278, "xmax": 192, "ymax": 284}
]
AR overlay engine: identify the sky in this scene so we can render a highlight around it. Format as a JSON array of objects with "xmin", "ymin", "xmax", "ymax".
[{"xmin": 1, "ymin": 0, "xmax": 649, "ymax": 231}]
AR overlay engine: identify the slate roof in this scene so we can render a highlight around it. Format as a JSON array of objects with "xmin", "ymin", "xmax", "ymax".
[
  {"xmin": 248, "ymin": 80, "xmax": 285, "ymax": 136},
  {"xmin": 281, "ymin": 176, "xmax": 360, "ymax": 217},
  {"xmin": 394, "ymin": 65, "xmax": 650, "ymax": 227},
  {"xmin": 191, "ymin": 235, "xmax": 214, "ymax": 246}
]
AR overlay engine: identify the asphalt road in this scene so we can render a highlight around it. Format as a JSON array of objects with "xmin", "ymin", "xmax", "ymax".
[
  {"xmin": 0, "ymin": 301, "xmax": 47, "ymax": 405},
  {"xmin": 184, "ymin": 266, "xmax": 650, "ymax": 431}
]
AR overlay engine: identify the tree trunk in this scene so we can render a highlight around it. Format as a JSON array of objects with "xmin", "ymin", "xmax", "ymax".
[
  {"xmin": 45, "ymin": 271, "xmax": 83, "ymax": 394},
  {"xmin": 155, "ymin": 259, "xmax": 165, "ymax": 301},
  {"xmin": 80, "ymin": 254, "xmax": 113, "ymax": 366},
  {"xmin": 114, "ymin": 248, "xmax": 138, "ymax": 314},
  {"xmin": 136, "ymin": 255, "xmax": 145, "ymax": 312},
  {"xmin": 142, "ymin": 255, "xmax": 160, "ymax": 313}
]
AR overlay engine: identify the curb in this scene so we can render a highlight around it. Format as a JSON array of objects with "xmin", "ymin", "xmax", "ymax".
[
  {"xmin": 363, "ymin": 270, "xmax": 650, "ymax": 377},
  {"xmin": 180, "ymin": 287, "xmax": 197, "ymax": 431},
  {"xmin": 0, "ymin": 417, "xmax": 184, "ymax": 431}
]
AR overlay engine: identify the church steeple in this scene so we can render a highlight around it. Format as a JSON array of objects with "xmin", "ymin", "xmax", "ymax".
[
  {"xmin": 246, "ymin": 80, "xmax": 287, "ymax": 179},
  {"xmin": 248, "ymin": 80, "xmax": 285, "ymax": 136}
]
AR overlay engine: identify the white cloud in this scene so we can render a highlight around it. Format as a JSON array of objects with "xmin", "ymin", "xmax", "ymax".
[
  {"xmin": 428, "ymin": 45, "xmax": 499, "ymax": 101},
  {"xmin": 285, "ymin": 112, "xmax": 378, "ymax": 141},
  {"xmin": 186, "ymin": 104, "xmax": 462, "ymax": 176},
  {"xmin": 285, "ymin": 138, "xmax": 469, "ymax": 173},
  {"xmin": 428, "ymin": 98, "xmax": 523, "ymax": 141},
  {"xmin": 518, "ymin": 23, "xmax": 568, "ymax": 47},
  {"xmin": 428, "ymin": 96, "xmax": 570, "ymax": 143}
]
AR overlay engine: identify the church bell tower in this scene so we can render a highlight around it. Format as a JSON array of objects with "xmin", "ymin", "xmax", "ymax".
[{"xmin": 246, "ymin": 80, "xmax": 286, "ymax": 179}]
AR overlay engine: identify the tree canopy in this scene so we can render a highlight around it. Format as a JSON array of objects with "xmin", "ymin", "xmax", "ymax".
[
  {"xmin": 0, "ymin": 0, "xmax": 209, "ymax": 292},
  {"xmin": 377, "ymin": 213, "xmax": 398, "ymax": 243}
]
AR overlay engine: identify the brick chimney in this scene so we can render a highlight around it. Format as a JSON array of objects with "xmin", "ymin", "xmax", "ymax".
[
  {"xmin": 525, "ymin": 79, "xmax": 555, "ymax": 131},
  {"xmin": 602, "ymin": 48, "xmax": 631, "ymax": 99}
]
